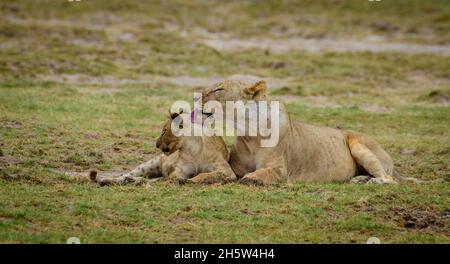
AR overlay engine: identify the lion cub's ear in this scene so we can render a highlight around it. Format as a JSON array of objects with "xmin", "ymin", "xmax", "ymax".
[
  {"xmin": 169, "ymin": 110, "xmax": 183, "ymax": 120},
  {"xmin": 244, "ymin": 80, "xmax": 267, "ymax": 99}
]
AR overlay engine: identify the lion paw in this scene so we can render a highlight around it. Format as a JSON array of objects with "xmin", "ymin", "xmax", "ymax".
[
  {"xmin": 177, "ymin": 178, "xmax": 193, "ymax": 184},
  {"xmin": 239, "ymin": 176, "xmax": 264, "ymax": 186},
  {"xmin": 367, "ymin": 177, "xmax": 397, "ymax": 184},
  {"xmin": 349, "ymin": 175, "xmax": 372, "ymax": 184}
]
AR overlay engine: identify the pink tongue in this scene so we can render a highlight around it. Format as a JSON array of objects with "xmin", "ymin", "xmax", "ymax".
[
  {"xmin": 190, "ymin": 110, "xmax": 195, "ymax": 123},
  {"xmin": 191, "ymin": 109, "xmax": 202, "ymax": 123}
]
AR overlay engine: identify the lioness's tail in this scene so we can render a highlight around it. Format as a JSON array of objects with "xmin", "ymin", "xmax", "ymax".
[{"xmin": 393, "ymin": 169, "xmax": 423, "ymax": 183}]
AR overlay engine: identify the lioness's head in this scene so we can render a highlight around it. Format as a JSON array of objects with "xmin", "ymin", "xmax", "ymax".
[
  {"xmin": 200, "ymin": 79, "xmax": 269, "ymax": 124},
  {"xmin": 155, "ymin": 112, "xmax": 184, "ymax": 155},
  {"xmin": 201, "ymin": 80, "xmax": 268, "ymax": 111}
]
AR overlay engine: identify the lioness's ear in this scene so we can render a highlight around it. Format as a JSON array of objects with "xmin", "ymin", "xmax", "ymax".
[{"xmin": 244, "ymin": 80, "xmax": 267, "ymax": 99}]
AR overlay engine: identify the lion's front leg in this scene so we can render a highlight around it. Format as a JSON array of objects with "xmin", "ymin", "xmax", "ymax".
[
  {"xmin": 166, "ymin": 163, "xmax": 193, "ymax": 184},
  {"xmin": 239, "ymin": 167, "xmax": 284, "ymax": 185},
  {"xmin": 238, "ymin": 155, "xmax": 287, "ymax": 186},
  {"xmin": 161, "ymin": 152, "xmax": 178, "ymax": 177},
  {"xmin": 188, "ymin": 163, "xmax": 237, "ymax": 184}
]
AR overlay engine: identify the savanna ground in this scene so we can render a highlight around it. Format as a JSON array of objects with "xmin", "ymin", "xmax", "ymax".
[{"xmin": 0, "ymin": 0, "xmax": 449, "ymax": 243}]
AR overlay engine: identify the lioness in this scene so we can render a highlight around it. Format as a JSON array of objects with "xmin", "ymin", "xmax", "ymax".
[
  {"xmin": 200, "ymin": 80, "xmax": 407, "ymax": 185},
  {"xmin": 91, "ymin": 111, "xmax": 236, "ymax": 185}
]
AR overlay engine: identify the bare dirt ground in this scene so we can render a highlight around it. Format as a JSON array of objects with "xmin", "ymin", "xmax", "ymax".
[
  {"xmin": 39, "ymin": 73, "xmax": 290, "ymax": 89},
  {"xmin": 200, "ymin": 36, "xmax": 450, "ymax": 55}
]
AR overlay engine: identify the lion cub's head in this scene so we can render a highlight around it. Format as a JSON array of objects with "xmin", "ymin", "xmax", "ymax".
[{"xmin": 155, "ymin": 112, "xmax": 184, "ymax": 155}]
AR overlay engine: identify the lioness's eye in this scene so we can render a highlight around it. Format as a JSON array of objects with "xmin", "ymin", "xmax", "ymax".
[{"xmin": 204, "ymin": 88, "xmax": 224, "ymax": 97}]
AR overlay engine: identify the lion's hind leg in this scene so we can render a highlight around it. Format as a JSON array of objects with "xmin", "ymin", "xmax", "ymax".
[
  {"xmin": 90, "ymin": 154, "xmax": 167, "ymax": 186},
  {"xmin": 122, "ymin": 154, "xmax": 166, "ymax": 179},
  {"xmin": 89, "ymin": 170, "xmax": 146, "ymax": 186},
  {"xmin": 347, "ymin": 135, "xmax": 397, "ymax": 184}
]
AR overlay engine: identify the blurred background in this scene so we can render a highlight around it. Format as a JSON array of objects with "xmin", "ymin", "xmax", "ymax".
[{"xmin": 1, "ymin": 0, "xmax": 449, "ymax": 83}]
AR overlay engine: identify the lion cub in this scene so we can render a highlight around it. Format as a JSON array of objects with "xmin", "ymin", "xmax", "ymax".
[{"xmin": 90, "ymin": 112, "xmax": 236, "ymax": 185}]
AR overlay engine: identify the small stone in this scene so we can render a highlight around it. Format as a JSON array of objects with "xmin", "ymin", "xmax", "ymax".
[
  {"xmin": 400, "ymin": 148, "xmax": 415, "ymax": 156},
  {"xmin": 89, "ymin": 170, "xmax": 97, "ymax": 181},
  {"xmin": 404, "ymin": 221, "xmax": 415, "ymax": 228},
  {"xmin": 5, "ymin": 120, "xmax": 22, "ymax": 129},
  {"xmin": 335, "ymin": 123, "xmax": 344, "ymax": 129},
  {"xmin": 269, "ymin": 61, "xmax": 292, "ymax": 69}
]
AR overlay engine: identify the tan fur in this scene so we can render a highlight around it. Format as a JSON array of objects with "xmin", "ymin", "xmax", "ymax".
[
  {"xmin": 91, "ymin": 113, "xmax": 236, "ymax": 185},
  {"xmin": 201, "ymin": 80, "xmax": 400, "ymax": 185}
]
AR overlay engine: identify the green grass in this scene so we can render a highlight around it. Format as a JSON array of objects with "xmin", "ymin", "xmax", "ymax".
[{"xmin": 0, "ymin": 0, "xmax": 449, "ymax": 243}]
